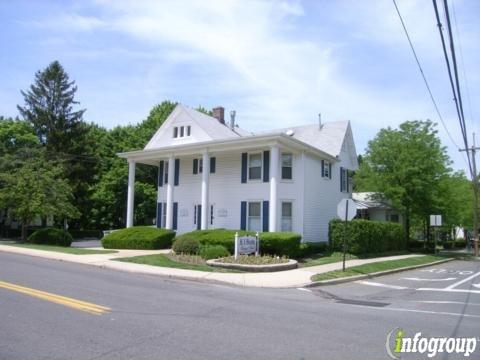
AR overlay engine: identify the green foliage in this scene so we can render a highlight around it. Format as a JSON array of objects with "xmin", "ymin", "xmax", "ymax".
[
  {"xmin": 28, "ymin": 228, "xmax": 73, "ymax": 247},
  {"xmin": 174, "ymin": 230, "xmax": 302, "ymax": 257},
  {"xmin": 102, "ymin": 226, "xmax": 175, "ymax": 249},
  {"xmin": 0, "ymin": 148, "xmax": 79, "ymax": 240},
  {"xmin": 0, "ymin": 117, "xmax": 40, "ymax": 156},
  {"xmin": 199, "ymin": 245, "xmax": 230, "ymax": 260},
  {"xmin": 354, "ymin": 120, "xmax": 451, "ymax": 240},
  {"xmin": 172, "ymin": 236, "xmax": 201, "ymax": 254},
  {"xmin": 297, "ymin": 242, "xmax": 330, "ymax": 258},
  {"xmin": 329, "ymin": 219, "xmax": 406, "ymax": 255}
]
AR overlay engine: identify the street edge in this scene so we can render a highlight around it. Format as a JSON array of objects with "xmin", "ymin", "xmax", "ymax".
[{"xmin": 305, "ymin": 258, "xmax": 455, "ymax": 288}]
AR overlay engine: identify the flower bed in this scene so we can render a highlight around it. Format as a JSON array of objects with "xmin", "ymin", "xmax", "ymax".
[{"xmin": 207, "ymin": 255, "xmax": 298, "ymax": 272}]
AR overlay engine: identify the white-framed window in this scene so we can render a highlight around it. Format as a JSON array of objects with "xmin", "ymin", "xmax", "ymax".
[
  {"xmin": 322, "ymin": 160, "xmax": 331, "ymax": 178},
  {"xmin": 161, "ymin": 203, "xmax": 167, "ymax": 227},
  {"xmin": 248, "ymin": 153, "xmax": 262, "ymax": 180},
  {"xmin": 199, "ymin": 158, "xmax": 203, "ymax": 173},
  {"xmin": 281, "ymin": 153, "xmax": 293, "ymax": 180},
  {"xmin": 173, "ymin": 127, "xmax": 178, "ymax": 138},
  {"xmin": 187, "ymin": 126, "xmax": 191, "ymax": 136},
  {"xmin": 164, "ymin": 161, "xmax": 169, "ymax": 184},
  {"xmin": 173, "ymin": 125, "xmax": 191, "ymax": 138},
  {"xmin": 281, "ymin": 201, "xmax": 293, "ymax": 231},
  {"xmin": 247, "ymin": 201, "xmax": 262, "ymax": 232},
  {"xmin": 180, "ymin": 126, "xmax": 184, "ymax": 137}
]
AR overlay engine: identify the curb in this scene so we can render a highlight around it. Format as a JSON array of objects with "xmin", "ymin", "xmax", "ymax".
[{"xmin": 305, "ymin": 258, "xmax": 455, "ymax": 288}]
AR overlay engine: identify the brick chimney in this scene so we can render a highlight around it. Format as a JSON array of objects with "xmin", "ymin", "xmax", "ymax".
[{"xmin": 212, "ymin": 106, "xmax": 225, "ymax": 124}]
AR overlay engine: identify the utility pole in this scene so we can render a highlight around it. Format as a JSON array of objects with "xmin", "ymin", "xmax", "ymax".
[{"xmin": 460, "ymin": 133, "xmax": 480, "ymax": 257}]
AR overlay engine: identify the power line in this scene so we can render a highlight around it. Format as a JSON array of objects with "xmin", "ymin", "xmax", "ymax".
[
  {"xmin": 392, "ymin": 0, "xmax": 469, "ymax": 169},
  {"xmin": 432, "ymin": 0, "xmax": 473, "ymax": 177}
]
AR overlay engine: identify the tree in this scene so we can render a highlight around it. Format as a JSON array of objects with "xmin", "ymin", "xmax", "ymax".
[
  {"xmin": 354, "ymin": 120, "xmax": 450, "ymax": 243},
  {"xmin": 0, "ymin": 149, "xmax": 79, "ymax": 240},
  {"xmin": 17, "ymin": 61, "xmax": 86, "ymax": 151},
  {"xmin": 0, "ymin": 116, "xmax": 40, "ymax": 156}
]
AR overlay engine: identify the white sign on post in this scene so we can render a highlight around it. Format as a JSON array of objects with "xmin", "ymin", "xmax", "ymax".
[
  {"xmin": 337, "ymin": 198, "xmax": 357, "ymax": 221},
  {"xmin": 430, "ymin": 215, "xmax": 442, "ymax": 227},
  {"xmin": 234, "ymin": 232, "xmax": 259, "ymax": 259}
]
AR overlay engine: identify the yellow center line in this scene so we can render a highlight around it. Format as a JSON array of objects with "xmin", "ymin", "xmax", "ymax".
[{"xmin": 0, "ymin": 280, "xmax": 111, "ymax": 315}]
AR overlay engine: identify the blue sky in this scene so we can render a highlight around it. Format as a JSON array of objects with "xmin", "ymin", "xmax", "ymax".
[{"xmin": 1, "ymin": 0, "xmax": 479, "ymax": 173}]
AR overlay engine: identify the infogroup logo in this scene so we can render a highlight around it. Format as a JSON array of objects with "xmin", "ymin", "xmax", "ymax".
[{"xmin": 385, "ymin": 328, "xmax": 478, "ymax": 359}]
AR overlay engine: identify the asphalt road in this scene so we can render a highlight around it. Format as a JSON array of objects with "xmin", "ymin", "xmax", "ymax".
[{"xmin": 1, "ymin": 252, "xmax": 479, "ymax": 360}]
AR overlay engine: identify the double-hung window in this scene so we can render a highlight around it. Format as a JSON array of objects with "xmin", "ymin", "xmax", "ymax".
[
  {"xmin": 248, "ymin": 154, "xmax": 262, "ymax": 180},
  {"xmin": 340, "ymin": 167, "xmax": 348, "ymax": 192},
  {"xmin": 247, "ymin": 201, "xmax": 262, "ymax": 232},
  {"xmin": 281, "ymin": 153, "xmax": 293, "ymax": 180},
  {"xmin": 281, "ymin": 201, "xmax": 293, "ymax": 231}
]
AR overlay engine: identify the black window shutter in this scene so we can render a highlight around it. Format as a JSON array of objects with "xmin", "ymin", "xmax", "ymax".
[
  {"xmin": 197, "ymin": 205, "xmax": 202, "ymax": 230},
  {"xmin": 174, "ymin": 159, "xmax": 180, "ymax": 186},
  {"xmin": 340, "ymin": 167, "xmax": 344, "ymax": 192},
  {"xmin": 329, "ymin": 163, "xmax": 332, "ymax": 179},
  {"xmin": 240, "ymin": 201, "xmax": 247, "ymax": 230},
  {"xmin": 173, "ymin": 202, "xmax": 178, "ymax": 230},
  {"xmin": 321, "ymin": 160, "xmax": 325, "ymax": 177},
  {"xmin": 193, "ymin": 159, "xmax": 198, "ymax": 174},
  {"xmin": 156, "ymin": 202, "xmax": 162, "ymax": 228},
  {"xmin": 262, "ymin": 201, "xmax": 269, "ymax": 232},
  {"xmin": 241, "ymin": 153, "xmax": 248, "ymax": 183},
  {"xmin": 263, "ymin": 151, "xmax": 270, "ymax": 182},
  {"xmin": 158, "ymin": 161, "xmax": 164, "ymax": 187},
  {"xmin": 210, "ymin": 157, "xmax": 216, "ymax": 173}
]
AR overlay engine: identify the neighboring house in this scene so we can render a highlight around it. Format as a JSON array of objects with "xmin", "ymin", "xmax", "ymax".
[
  {"xmin": 352, "ymin": 192, "xmax": 402, "ymax": 223},
  {"xmin": 0, "ymin": 209, "xmax": 53, "ymax": 233},
  {"xmin": 118, "ymin": 104, "xmax": 358, "ymax": 242}
]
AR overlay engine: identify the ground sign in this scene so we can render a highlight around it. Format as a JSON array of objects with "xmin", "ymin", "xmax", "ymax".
[{"xmin": 234, "ymin": 233, "xmax": 259, "ymax": 259}]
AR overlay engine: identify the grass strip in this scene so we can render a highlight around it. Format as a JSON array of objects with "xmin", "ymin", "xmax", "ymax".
[
  {"xmin": 115, "ymin": 254, "xmax": 240, "ymax": 273},
  {"xmin": 4, "ymin": 243, "xmax": 117, "ymax": 255},
  {"xmin": 311, "ymin": 255, "xmax": 446, "ymax": 282}
]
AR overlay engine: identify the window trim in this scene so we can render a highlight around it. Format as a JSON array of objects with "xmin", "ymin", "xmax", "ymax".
[
  {"xmin": 340, "ymin": 167, "xmax": 349, "ymax": 193},
  {"xmin": 281, "ymin": 153, "xmax": 293, "ymax": 180},
  {"xmin": 280, "ymin": 200, "xmax": 293, "ymax": 232},
  {"xmin": 247, "ymin": 200, "xmax": 262, "ymax": 232},
  {"xmin": 248, "ymin": 153, "xmax": 263, "ymax": 181}
]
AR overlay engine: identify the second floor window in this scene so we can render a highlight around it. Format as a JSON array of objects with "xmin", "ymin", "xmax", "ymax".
[
  {"xmin": 281, "ymin": 153, "xmax": 292, "ymax": 180},
  {"xmin": 173, "ymin": 125, "xmax": 191, "ymax": 138},
  {"xmin": 248, "ymin": 153, "xmax": 262, "ymax": 180}
]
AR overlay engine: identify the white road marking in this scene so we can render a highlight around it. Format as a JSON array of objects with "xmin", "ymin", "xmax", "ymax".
[
  {"xmin": 418, "ymin": 288, "xmax": 480, "ymax": 295},
  {"xmin": 355, "ymin": 281, "xmax": 408, "ymax": 290},
  {"xmin": 445, "ymin": 271, "xmax": 480, "ymax": 290},
  {"xmin": 402, "ymin": 277, "xmax": 457, "ymax": 282},
  {"xmin": 297, "ymin": 287, "xmax": 312, "ymax": 293},
  {"xmin": 378, "ymin": 307, "xmax": 480, "ymax": 319},
  {"xmin": 473, "ymin": 284, "xmax": 480, "ymax": 289},
  {"xmin": 412, "ymin": 300, "xmax": 480, "ymax": 306}
]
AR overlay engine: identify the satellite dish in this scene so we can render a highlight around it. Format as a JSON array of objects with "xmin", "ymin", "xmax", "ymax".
[{"xmin": 285, "ymin": 129, "xmax": 294, "ymax": 136}]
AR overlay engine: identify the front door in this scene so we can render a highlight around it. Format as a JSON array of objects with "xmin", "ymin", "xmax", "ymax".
[{"xmin": 194, "ymin": 204, "xmax": 202, "ymax": 230}]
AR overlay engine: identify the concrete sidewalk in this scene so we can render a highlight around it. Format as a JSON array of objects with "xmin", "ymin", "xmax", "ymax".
[{"xmin": 0, "ymin": 244, "xmax": 423, "ymax": 288}]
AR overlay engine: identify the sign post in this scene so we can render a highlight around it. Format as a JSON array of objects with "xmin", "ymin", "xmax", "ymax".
[
  {"xmin": 337, "ymin": 198, "xmax": 357, "ymax": 271},
  {"xmin": 429, "ymin": 215, "xmax": 442, "ymax": 254}
]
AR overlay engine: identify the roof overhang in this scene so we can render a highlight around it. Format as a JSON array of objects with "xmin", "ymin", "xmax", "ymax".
[{"xmin": 118, "ymin": 133, "xmax": 337, "ymax": 166}]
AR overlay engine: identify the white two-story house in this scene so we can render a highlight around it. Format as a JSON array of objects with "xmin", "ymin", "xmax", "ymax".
[{"xmin": 118, "ymin": 104, "xmax": 358, "ymax": 242}]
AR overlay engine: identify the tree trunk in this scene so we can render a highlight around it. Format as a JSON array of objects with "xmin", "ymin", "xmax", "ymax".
[{"xmin": 21, "ymin": 223, "xmax": 28, "ymax": 242}]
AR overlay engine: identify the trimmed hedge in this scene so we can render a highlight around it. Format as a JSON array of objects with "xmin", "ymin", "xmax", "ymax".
[
  {"xmin": 199, "ymin": 245, "xmax": 230, "ymax": 260},
  {"xmin": 102, "ymin": 226, "xmax": 175, "ymax": 249},
  {"xmin": 329, "ymin": 219, "xmax": 405, "ymax": 255},
  {"xmin": 28, "ymin": 228, "xmax": 73, "ymax": 247},
  {"xmin": 172, "ymin": 237, "xmax": 200, "ymax": 254},
  {"xmin": 173, "ymin": 229, "xmax": 302, "ymax": 257}
]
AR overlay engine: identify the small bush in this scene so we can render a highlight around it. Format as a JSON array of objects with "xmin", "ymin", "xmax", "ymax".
[
  {"xmin": 174, "ymin": 229, "xmax": 302, "ymax": 257},
  {"xmin": 28, "ymin": 228, "xmax": 73, "ymax": 247},
  {"xmin": 102, "ymin": 226, "xmax": 175, "ymax": 249},
  {"xmin": 297, "ymin": 242, "xmax": 329, "ymax": 258},
  {"xmin": 199, "ymin": 245, "xmax": 230, "ymax": 260},
  {"xmin": 172, "ymin": 237, "xmax": 200, "ymax": 254},
  {"xmin": 329, "ymin": 219, "xmax": 405, "ymax": 255}
]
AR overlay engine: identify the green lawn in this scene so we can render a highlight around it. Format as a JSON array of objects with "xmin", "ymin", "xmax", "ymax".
[
  {"xmin": 298, "ymin": 252, "xmax": 358, "ymax": 267},
  {"xmin": 311, "ymin": 255, "xmax": 447, "ymax": 282},
  {"xmin": 116, "ymin": 254, "xmax": 240, "ymax": 273},
  {"xmin": 4, "ymin": 242, "xmax": 117, "ymax": 255}
]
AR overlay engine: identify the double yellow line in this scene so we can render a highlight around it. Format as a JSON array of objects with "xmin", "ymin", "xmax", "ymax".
[{"xmin": 0, "ymin": 280, "xmax": 111, "ymax": 315}]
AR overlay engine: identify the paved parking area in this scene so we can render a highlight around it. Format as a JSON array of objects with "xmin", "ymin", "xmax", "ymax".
[{"xmin": 313, "ymin": 260, "xmax": 480, "ymax": 319}]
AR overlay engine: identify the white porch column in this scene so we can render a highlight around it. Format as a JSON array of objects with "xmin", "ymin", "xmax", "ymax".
[
  {"xmin": 126, "ymin": 159, "xmax": 136, "ymax": 228},
  {"xmin": 201, "ymin": 151, "xmax": 210, "ymax": 230},
  {"xmin": 269, "ymin": 144, "xmax": 279, "ymax": 232},
  {"xmin": 165, "ymin": 155, "xmax": 175, "ymax": 230}
]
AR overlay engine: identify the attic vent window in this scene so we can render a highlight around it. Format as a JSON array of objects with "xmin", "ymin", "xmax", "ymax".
[{"xmin": 173, "ymin": 126, "xmax": 192, "ymax": 138}]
